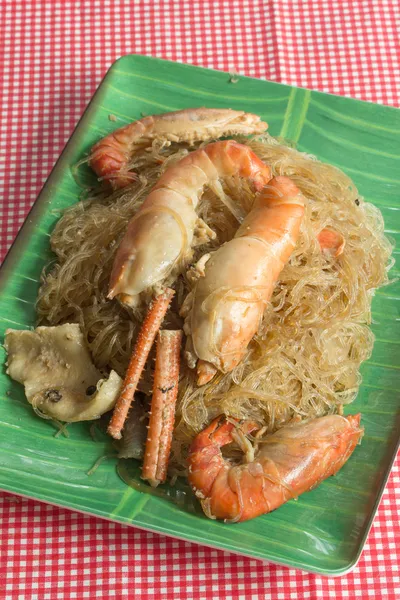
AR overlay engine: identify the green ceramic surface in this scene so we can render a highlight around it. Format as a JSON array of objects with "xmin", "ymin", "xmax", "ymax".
[{"xmin": 0, "ymin": 55, "xmax": 399, "ymax": 576}]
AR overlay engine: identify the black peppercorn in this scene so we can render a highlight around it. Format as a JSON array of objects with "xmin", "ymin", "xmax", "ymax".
[{"xmin": 86, "ymin": 385, "xmax": 97, "ymax": 396}]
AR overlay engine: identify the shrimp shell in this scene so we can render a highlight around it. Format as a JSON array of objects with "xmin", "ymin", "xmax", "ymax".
[
  {"xmin": 108, "ymin": 140, "xmax": 271, "ymax": 306},
  {"xmin": 89, "ymin": 108, "xmax": 268, "ymax": 188},
  {"xmin": 187, "ymin": 176, "xmax": 306, "ymax": 384},
  {"xmin": 188, "ymin": 413, "xmax": 363, "ymax": 522}
]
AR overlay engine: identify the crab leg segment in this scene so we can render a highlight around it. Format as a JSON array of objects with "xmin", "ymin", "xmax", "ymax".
[
  {"xmin": 142, "ymin": 329, "xmax": 183, "ymax": 487},
  {"xmin": 107, "ymin": 288, "xmax": 175, "ymax": 440}
]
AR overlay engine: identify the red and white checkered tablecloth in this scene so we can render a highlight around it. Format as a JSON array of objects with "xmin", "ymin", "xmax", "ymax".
[{"xmin": 0, "ymin": 1, "xmax": 399, "ymax": 598}]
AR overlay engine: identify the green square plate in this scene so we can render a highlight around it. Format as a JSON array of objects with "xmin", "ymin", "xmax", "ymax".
[{"xmin": 1, "ymin": 55, "xmax": 399, "ymax": 576}]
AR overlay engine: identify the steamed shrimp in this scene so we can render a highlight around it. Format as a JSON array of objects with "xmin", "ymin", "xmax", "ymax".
[
  {"xmin": 89, "ymin": 108, "xmax": 268, "ymax": 188},
  {"xmin": 108, "ymin": 140, "xmax": 271, "ymax": 307},
  {"xmin": 183, "ymin": 176, "xmax": 305, "ymax": 385},
  {"xmin": 188, "ymin": 414, "xmax": 363, "ymax": 522}
]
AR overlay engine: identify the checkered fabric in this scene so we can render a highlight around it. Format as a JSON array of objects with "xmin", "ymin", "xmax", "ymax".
[{"xmin": 0, "ymin": 1, "xmax": 399, "ymax": 598}]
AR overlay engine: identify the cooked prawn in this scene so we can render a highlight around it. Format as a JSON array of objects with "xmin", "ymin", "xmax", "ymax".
[
  {"xmin": 182, "ymin": 176, "xmax": 305, "ymax": 385},
  {"xmin": 108, "ymin": 140, "xmax": 271, "ymax": 307},
  {"xmin": 188, "ymin": 414, "xmax": 363, "ymax": 522},
  {"xmin": 89, "ymin": 108, "xmax": 268, "ymax": 188}
]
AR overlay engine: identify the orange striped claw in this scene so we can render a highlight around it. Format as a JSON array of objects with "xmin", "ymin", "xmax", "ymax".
[
  {"xmin": 107, "ymin": 288, "xmax": 175, "ymax": 440},
  {"xmin": 142, "ymin": 330, "xmax": 183, "ymax": 487},
  {"xmin": 317, "ymin": 228, "xmax": 345, "ymax": 258}
]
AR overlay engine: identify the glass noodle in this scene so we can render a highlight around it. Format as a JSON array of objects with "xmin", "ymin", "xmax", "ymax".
[{"xmin": 36, "ymin": 134, "xmax": 394, "ymax": 475}]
